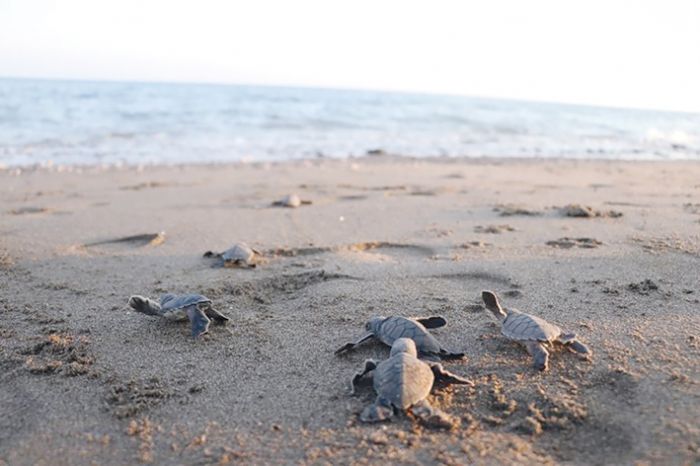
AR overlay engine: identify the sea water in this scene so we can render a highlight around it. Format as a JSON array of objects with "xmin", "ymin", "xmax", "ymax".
[{"xmin": 1, "ymin": 78, "xmax": 698, "ymax": 167}]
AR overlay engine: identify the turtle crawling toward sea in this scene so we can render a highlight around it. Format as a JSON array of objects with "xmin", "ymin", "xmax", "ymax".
[
  {"xmin": 271, "ymin": 194, "xmax": 311, "ymax": 208},
  {"xmin": 482, "ymin": 290, "xmax": 591, "ymax": 371},
  {"xmin": 335, "ymin": 315, "xmax": 464, "ymax": 361},
  {"xmin": 351, "ymin": 338, "xmax": 473, "ymax": 427},
  {"xmin": 204, "ymin": 242, "xmax": 263, "ymax": 268},
  {"xmin": 128, "ymin": 293, "xmax": 229, "ymax": 338}
]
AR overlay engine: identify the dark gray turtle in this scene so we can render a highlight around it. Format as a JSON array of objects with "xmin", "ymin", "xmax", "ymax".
[
  {"xmin": 482, "ymin": 290, "xmax": 591, "ymax": 371},
  {"xmin": 351, "ymin": 338, "xmax": 473, "ymax": 427},
  {"xmin": 128, "ymin": 293, "xmax": 229, "ymax": 338},
  {"xmin": 335, "ymin": 315, "xmax": 464, "ymax": 361},
  {"xmin": 203, "ymin": 242, "xmax": 263, "ymax": 268},
  {"xmin": 271, "ymin": 194, "xmax": 312, "ymax": 208}
]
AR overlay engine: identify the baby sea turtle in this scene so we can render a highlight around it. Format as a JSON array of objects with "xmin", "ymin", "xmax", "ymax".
[
  {"xmin": 128, "ymin": 293, "xmax": 229, "ymax": 338},
  {"xmin": 351, "ymin": 338, "xmax": 473, "ymax": 427},
  {"xmin": 482, "ymin": 290, "xmax": 591, "ymax": 371},
  {"xmin": 335, "ymin": 315, "xmax": 464, "ymax": 361},
  {"xmin": 203, "ymin": 242, "xmax": 263, "ymax": 268},
  {"xmin": 271, "ymin": 194, "xmax": 312, "ymax": 208}
]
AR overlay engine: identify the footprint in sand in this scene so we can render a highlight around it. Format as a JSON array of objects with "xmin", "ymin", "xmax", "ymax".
[
  {"xmin": 119, "ymin": 181, "xmax": 172, "ymax": 191},
  {"xmin": 474, "ymin": 224, "xmax": 516, "ymax": 234},
  {"xmin": 83, "ymin": 232, "xmax": 166, "ymax": 250},
  {"xmin": 8, "ymin": 206, "xmax": 51, "ymax": 215},
  {"xmin": 546, "ymin": 237, "xmax": 603, "ymax": 249},
  {"xmin": 493, "ymin": 204, "xmax": 542, "ymax": 216},
  {"xmin": 558, "ymin": 204, "xmax": 623, "ymax": 218},
  {"xmin": 342, "ymin": 242, "xmax": 435, "ymax": 261}
]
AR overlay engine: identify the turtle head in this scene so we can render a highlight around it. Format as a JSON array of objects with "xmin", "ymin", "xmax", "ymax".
[
  {"xmin": 390, "ymin": 338, "xmax": 418, "ymax": 357},
  {"xmin": 365, "ymin": 316, "xmax": 386, "ymax": 335},
  {"xmin": 482, "ymin": 290, "xmax": 507, "ymax": 321}
]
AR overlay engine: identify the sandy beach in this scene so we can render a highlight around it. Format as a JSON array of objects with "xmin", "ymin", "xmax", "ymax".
[{"xmin": 1, "ymin": 156, "xmax": 699, "ymax": 465}]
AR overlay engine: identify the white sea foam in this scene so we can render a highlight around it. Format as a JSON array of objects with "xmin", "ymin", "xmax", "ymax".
[{"xmin": 0, "ymin": 78, "xmax": 699, "ymax": 167}]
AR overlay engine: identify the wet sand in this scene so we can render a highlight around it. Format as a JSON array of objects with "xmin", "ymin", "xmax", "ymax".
[{"xmin": 1, "ymin": 157, "xmax": 699, "ymax": 465}]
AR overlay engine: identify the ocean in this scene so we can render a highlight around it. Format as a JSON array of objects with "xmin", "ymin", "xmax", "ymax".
[{"xmin": 1, "ymin": 78, "xmax": 698, "ymax": 167}]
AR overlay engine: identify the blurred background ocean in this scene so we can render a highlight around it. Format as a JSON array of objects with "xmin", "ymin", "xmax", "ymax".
[{"xmin": 1, "ymin": 78, "xmax": 699, "ymax": 167}]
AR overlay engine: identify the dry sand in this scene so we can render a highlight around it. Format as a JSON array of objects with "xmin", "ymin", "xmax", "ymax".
[{"xmin": 1, "ymin": 157, "xmax": 699, "ymax": 465}]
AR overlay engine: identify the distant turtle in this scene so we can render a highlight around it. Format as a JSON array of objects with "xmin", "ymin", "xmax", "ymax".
[
  {"xmin": 351, "ymin": 338, "xmax": 473, "ymax": 426},
  {"xmin": 128, "ymin": 293, "xmax": 229, "ymax": 338},
  {"xmin": 271, "ymin": 194, "xmax": 312, "ymax": 208},
  {"xmin": 335, "ymin": 315, "xmax": 464, "ymax": 361},
  {"xmin": 203, "ymin": 242, "xmax": 263, "ymax": 268},
  {"xmin": 481, "ymin": 290, "xmax": 591, "ymax": 371}
]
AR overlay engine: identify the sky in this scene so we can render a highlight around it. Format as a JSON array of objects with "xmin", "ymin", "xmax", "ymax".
[{"xmin": 1, "ymin": 0, "xmax": 699, "ymax": 113}]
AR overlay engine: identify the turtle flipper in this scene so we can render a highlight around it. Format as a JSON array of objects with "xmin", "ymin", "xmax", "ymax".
[
  {"xmin": 438, "ymin": 349, "xmax": 466, "ymax": 360},
  {"xmin": 335, "ymin": 332, "xmax": 374, "ymax": 355},
  {"xmin": 360, "ymin": 397, "xmax": 393, "ymax": 423},
  {"xmin": 186, "ymin": 305, "xmax": 211, "ymax": 338},
  {"xmin": 414, "ymin": 316, "xmax": 447, "ymax": 329},
  {"xmin": 350, "ymin": 359, "xmax": 377, "ymax": 394},
  {"xmin": 203, "ymin": 305, "xmax": 230, "ymax": 324},
  {"xmin": 429, "ymin": 363, "xmax": 474, "ymax": 387},
  {"xmin": 411, "ymin": 399, "xmax": 455, "ymax": 429},
  {"xmin": 525, "ymin": 341, "xmax": 549, "ymax": 371},
  {"xmin": 559, "ymin": 332, "xmax": 591, "ymax": 358},
  {"xmin": 128, "ymin": 296, "xmax": 163, "ymax": 316}
]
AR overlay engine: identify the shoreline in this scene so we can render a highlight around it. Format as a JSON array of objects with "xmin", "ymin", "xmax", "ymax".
[{"xmin": 3, "ymin": 153, "xmax": 700, "ymax": 174}]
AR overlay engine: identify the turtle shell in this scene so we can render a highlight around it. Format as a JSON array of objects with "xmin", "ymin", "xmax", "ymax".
[
  {"xmin": 221, "ymin": 243, "xmax": 256, "ymax": 264},
  {"xmin": 160, "ymin": 294, "xmax": 210, "ymax": 321},
  {"xmin": 373, "ymin": 353, "xmax": 434, "ymax": 410},
  {"xmin": 501, "ymin": 308, "xmax": 562, "ymax": 342},
  {"xmin": 376, "ymin": 317, "xmax": 442, "ymax": 355},
  {"xmin": 279, "ymin": 194, "xmax": 302, "ymax": 208}
]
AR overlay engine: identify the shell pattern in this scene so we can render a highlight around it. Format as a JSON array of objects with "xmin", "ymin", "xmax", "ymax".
[
  {"xmin": 373, "ymin": 352, "xmax": 434, "ymax": 410},
  {"xmin": 160, "ymin": 294, "xmax": 210, "ymax": 321},
  {"xmin": 501, "ymin": 308, "xmax": 562, "ymax": 342},
  {"xmin": 376, "ymin": 317, "xmax": 442, "ymax": 355}
]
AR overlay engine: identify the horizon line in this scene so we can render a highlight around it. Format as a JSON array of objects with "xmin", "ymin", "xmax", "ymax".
[{"xmin": 1, "ymin": 74, "xmax": 698, "ymax": 116}]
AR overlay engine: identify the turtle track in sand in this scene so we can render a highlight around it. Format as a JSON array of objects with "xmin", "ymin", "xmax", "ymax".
[{"xmin": 206, "ymin": 269, "xmax": 361, "ymax": 305}]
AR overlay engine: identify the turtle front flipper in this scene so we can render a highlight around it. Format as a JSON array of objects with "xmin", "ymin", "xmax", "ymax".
[
  {"xmin": 410, "ymin": 400, "xmax": 455, "ymax": 429},
  {"xmin": 437, "ymin": 348, "xmax": 466, "ymax": 361},
  {"xmin": 350, "ymin": 359, "xmax": 377, "ymax": 394},
  {"xmin": 360, "ymin": 397, "xmax": 393, "ymax": 423},
  {"xmin": 525, "ymin": 341, "xmax": 549, "ymax": 371},
  {"xmin": 128, "ymin": 296, "xmax": 163, "ymax": 316},
  {"xmin": 559, "ymin": 332, "xmax": 592, "ymax": 358},
  {"xmin": 414, "ymin": 316, "xmax": 447, "ymax": 329},
  {"xmin": 429, "ymin": 363, "xmax": 474, "ymax": 387},
  {"xmin": 335, "ymin": 332, "xmax": 374, "ymax": 355},
  {"xmin": 186, "ymin": 305, "xmax": 212, "ymax": 338},
  {"xmin": 203, "ymin": 305, "xmax": 230, "ymax": 324}
]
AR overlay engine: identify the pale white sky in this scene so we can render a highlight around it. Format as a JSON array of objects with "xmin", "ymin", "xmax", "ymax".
[{"xmin": 1, "ymin": 0, "xmax": 699, "ymax": 112}]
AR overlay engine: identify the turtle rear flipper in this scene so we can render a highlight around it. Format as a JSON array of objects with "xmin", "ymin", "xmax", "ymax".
[
  {"xmin": 411, "ymin": 400, "xmax": 455, "ymax": 429},
  {"xmin": 186, "ymin": 305, "xmax": 211, "ymax": 338},
  {"xmin": 128, "ymin": 296, "xmax": 163, "ymax": 316},
  {"xmin": 360, "ymin": 397, "xmax": 393, "ymax": 423}
]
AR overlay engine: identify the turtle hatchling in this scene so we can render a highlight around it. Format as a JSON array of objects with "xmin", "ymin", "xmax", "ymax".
[
  {"xmin": 128, "ymin": 293, "xmax": 229, "ymax": 338},
  {"xmin": 482, "ymin": 290, "xmax": 591, "ymax": 371},
  {"xmin": 335, "ymin": 315, "xmax": 464, "ymax": 361},
  {"xmin": 271, "ymin": 193, "xmax": 312, "ymax": 208},
  {"xmin": 351, "ymin": 338, "xmax": 473, "ymax": 427},
  {"xmin": 203, "ymin": 242, "xmax": 263, "ymax": 268}
]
